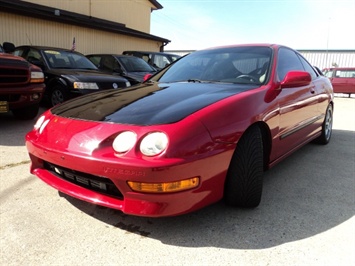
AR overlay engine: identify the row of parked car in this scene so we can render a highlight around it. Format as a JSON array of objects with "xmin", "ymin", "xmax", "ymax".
[{"xmin": 0, "ymin": 41, "xmax": 181, "ymax": 119}]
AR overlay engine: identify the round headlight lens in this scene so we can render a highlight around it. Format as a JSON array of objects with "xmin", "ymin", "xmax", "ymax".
[
  {"xmin": 112, "ymin": 131, "xmax": 137, "ymax": 154},
  {"xmin": 140, "ymin": 132, "xmax": 168, "ymax": 156}
]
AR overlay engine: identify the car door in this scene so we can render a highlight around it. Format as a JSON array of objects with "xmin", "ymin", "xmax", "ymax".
[
  {"xmin": 297, "ymin": 54, "xmax": 330, "ymax": 124},
  {"xmin": 331, "ymin": 69, "xmax": 355, "ymax": 94},
  {"xmin": 275, "ymin": 47, "xmax": 320, "ymax": 157}
]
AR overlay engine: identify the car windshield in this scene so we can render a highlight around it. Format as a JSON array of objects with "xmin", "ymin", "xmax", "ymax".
[
  {"xmin": 156, "ymin": 46, "xmax": 272, "ymax": 85},
  {"xmin": 43, "ymin": 50, "xmax": 97, "ymax": 70},
  {"xmin": 118, "ymin": 56, "xmax": 155, "ymax": 72}
]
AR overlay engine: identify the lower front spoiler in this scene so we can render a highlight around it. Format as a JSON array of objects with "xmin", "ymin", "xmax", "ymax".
[{"xmin": 32, "ymin": 168, "xmax": 214, "ymax": 217}]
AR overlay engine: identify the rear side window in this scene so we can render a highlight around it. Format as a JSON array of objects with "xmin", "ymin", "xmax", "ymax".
[
  {"xmin": 323, "ymin": 70, "xmax": 334, "ymax": 78},
  {"xmin": 335, "ymin": 70, "xmax": 355, "ymax": 78},
  {"xmin": 153, "ymin": 55, "xmax": 170, "ymax": 69}
]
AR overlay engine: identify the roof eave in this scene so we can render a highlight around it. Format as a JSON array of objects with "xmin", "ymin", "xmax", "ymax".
[
  {"xmin": 150, "ymin": 0, "xmax": 163, "ymax": 10},
  {"xmin": 0, "ymin": 0, "xmax": 169, "ymax": 44}
]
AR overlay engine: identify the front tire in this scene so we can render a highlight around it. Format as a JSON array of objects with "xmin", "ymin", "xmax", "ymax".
[
  {"xmin": 50, "ymin": 85, "xmax": 69, "ymax": 107},
  {"xmin": 224, "ymin": 125, "xmax": 264, "ymax": 208},
  {"xmin": 314, "ymin": 104, "xmax": 333, "ymax": 145}
]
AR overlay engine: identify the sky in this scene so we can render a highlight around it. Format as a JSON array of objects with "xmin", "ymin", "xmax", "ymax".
[{"xmin": 150, "ymin": 0, "xmax": 355, "ymax": 51}]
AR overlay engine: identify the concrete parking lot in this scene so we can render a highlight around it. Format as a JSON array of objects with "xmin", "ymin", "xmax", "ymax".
[{"xmin": 1, "ymin": 96, "xmax": 354, "ymax": 266}]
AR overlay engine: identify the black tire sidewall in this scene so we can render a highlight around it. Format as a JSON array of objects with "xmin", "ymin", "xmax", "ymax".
[
  {"xmin": 224, "ymin": 125, "xmax": 264, "ymax": 208},
  {"xmin": 50, "ymin": 85, "xmax": 68, "ymax": 107}
]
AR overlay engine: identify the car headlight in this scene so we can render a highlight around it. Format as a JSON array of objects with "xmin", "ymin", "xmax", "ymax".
[
  {"xmin": 34, "ymin": 115, "xmax": 46, "ymax": 130},
  {"xmin": 30, "ymin": 71, "xmax": 44, "ymax": 83},
  {"xmin": 34, "ymin": 115, "xmax": 50, "ymax": 134},
  {"xmin": 112, "ymin": 131, "xmax": 137, "ymax": 154},
  {"xmin": 73, "ymin": 82, "xmax": 99, "ymax": 90},
  {"xmin": 39, "ymin": 119, "xmax": 50, "ymax": 134},
  {"xmin": 140, "ymin": 132, "xmax": 168, "ymax": 156}
]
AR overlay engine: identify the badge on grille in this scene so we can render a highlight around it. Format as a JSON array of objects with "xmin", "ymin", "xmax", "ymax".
[{"xmin": 112, "ymin": 83, "xmax": 118, "ymax": 89}]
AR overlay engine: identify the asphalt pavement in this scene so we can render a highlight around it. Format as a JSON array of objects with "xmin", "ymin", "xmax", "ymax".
[{"xmin": 1, "ymin": 96, "xmax": 354, "ymax": 266}]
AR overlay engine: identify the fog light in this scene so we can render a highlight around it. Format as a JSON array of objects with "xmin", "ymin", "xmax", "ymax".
[
  {"xmin": 127, "ymin": 177, "xmax": 199, "ymax": 193},
  {"xmin": 32, "ymin": 93, "xmax": 40, "ymax": 100}
]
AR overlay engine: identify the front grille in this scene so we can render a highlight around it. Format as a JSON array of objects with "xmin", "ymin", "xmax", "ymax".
[
  {"xmin": 97, "ymin": 81, "xmax": 127, "ymax": 90},
  {"xmin": 0, "ymin": 62, "xmax": 29, "ymax": 86},
  {"xmin": 0, "ymin": 94, "xmax": 21, "ymax": 102},
  {"xmin": 44, "ymin": 161, "xmax": 123, "ymax": 199}
]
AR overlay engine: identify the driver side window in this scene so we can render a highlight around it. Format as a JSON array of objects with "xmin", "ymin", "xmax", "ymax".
[
  {"xmin": 26, "ymin": 48, "xmax": 43, "ymax": 62},
  {"xmin": 298, "ymin": 55, "xmax": 318, "ymax": 79},
  {"xmin": 277, "ymin": 48, "xmax": 304, "ymax": 81}
]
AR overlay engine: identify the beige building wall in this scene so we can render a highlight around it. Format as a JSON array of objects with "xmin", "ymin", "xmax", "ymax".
[
  {"xmin": 22, "ymin": 0, "xmax": 154, "ymax": 33},
  {"xmin": 0, "ymin": 12, "xmax": 162, "ymax": 54}
]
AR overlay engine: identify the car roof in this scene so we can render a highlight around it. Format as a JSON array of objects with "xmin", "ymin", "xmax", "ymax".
[
  {"xmin": 15, "ymin": 45, "xmax": 83, "ymax": 54},
  {"xmin": 323, "ymin": 67, "xmax": 355, "ymax": 70},
  {"xmin": 123, "ymin": 51, "xmax": 180, "ymax": 56},
  {"xmin": 202, "ymin": 43, "xmax": 279, "ymax": 50},
  {"xmin": 87, "ymin": 54, "xmax": 140, "ymax": 58}
]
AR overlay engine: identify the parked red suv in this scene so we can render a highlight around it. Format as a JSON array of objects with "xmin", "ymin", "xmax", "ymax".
[
  {"xmin": 323, "ymin": 67, "xmax": 355, "ymax": 97},
  {"xmin": 0, "ymin": 42, "xmax": 45, "ymax": 119}
]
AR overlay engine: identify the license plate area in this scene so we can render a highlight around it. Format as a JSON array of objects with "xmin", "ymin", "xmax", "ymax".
[{"xmin": 0, "ymin": 101, "xmax": 9, "ymax": 113}]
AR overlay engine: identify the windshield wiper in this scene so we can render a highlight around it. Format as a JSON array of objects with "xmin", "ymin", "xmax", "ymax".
[
  {"xmin": 187, "ymin": 79, "xmax": 217, "ymax": 83},
  {"xmin": 187, "ymin": 79, "xmax": 202, "ymax": 83}
]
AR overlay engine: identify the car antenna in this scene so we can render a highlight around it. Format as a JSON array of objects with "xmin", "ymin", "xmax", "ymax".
[{"xmin": 26, "ymin": 33, "xmax": 32, "ymax": 45}]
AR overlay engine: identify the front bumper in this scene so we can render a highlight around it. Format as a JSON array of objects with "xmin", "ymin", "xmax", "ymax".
[
  {"xmin": 26, "ymin": 139, "xmax": 229, "ymax": 217},
  {"xmin": 0, "ymin": 84, "xmax": 44, "ymax": 111}
]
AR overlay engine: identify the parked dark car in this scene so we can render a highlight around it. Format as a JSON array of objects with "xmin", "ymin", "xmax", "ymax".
[
  {"xmin": 13, "ymin": 46, "xmax": 131, "ymax": 106},
  {"xmin": 1, "ymin": 42, "xmax": 45, "ymax": 120},
  {"xmin": 323, "ymin": 67, "xmax": 355, "ymax": 97},
  {"xmin": 122, "ymin": 50, "xmax": 180, "ymax": 70},
  {"xmin": 86, "ymin": 54, "xmax": 157, "ymax": 85},
  {"xmin": 26, "ymin": 44, "xmax": 334, "ymax": 217}
]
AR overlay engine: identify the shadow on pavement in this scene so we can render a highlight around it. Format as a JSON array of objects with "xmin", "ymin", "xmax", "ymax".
[
  {"xmin": 62, "ymin": 128, "xmax": 355, "ymax": 249},
  {"xmin": 0, "ymin": 107, "xmax": 47, "ymax": 146}
]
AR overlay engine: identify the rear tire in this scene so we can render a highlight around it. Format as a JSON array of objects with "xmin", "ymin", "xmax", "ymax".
[
  {"xmin": 12, "ymin": 104, "xmax": 39, "ymax": 120},
  {"xmin": 314, "ymin": 104, "xmax": 333, "ymax": 145},
  {"xmin": 224, "ymin": 125, "xmax": 264, "ymax": 208}
]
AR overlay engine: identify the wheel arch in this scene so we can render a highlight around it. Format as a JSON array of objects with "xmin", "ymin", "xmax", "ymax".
[
  {"xmin": 250, "ymin": 121, "xmax": 272, "ymax": 171},
  {"xmin": 47, "ymin": 77, "xmax": 68, "ymax": 92}
]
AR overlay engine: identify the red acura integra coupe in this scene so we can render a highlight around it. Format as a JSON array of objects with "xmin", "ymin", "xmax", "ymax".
[{"xmin": 26, "ymin": 44, "xmax": 334, "ymax": 217}]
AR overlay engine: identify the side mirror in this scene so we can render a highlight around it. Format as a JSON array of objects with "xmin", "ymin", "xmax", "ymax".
[
  {"xmin": 281, "ymin": 71, "xmax": 311, "ymax": 88},
  {"xmin": 113, "ymin": 68, "xmax": 124, "ymax": 74},
  {"xmin": 2, "ymin": 42, "xmax": 15, "ymax": 53}
]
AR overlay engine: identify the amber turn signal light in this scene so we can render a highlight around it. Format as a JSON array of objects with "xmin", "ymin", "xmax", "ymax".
[{"xmin": 127, "ymin": 177, "xmax": 200, "ymax": 193}]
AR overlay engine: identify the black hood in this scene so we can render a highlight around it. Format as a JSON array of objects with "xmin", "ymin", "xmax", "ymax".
[
  {"xmin": 51, "ymin": 82, "xmax": 257, "ymax": 125},
  {"xmin": 47, "ymin": 69, "xmax": 128, "ymax": 82}
]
